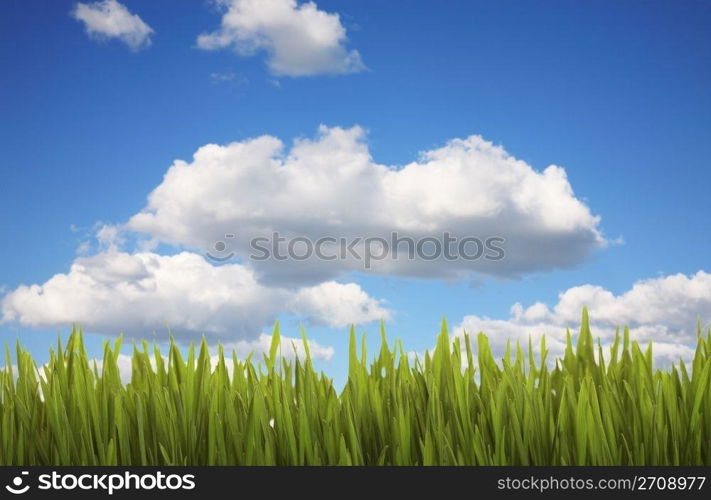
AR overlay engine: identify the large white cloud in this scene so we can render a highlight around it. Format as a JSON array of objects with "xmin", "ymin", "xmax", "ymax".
[
  {"xmin": 128, "ymin": 125, "xmax": 606, "ymax": 285},
  {"xmin": 0, "ymin": 250, "xmax": 389, "ymax": 343},
  {"xmin": 72, "ymin": 0, "xmax": 153, "ymax": 51},
  {"xmin": 197, "ymin": 0, "xmax": 364, "ymax": 76},
  {"xmin": 453, "ymin": 271, "xmax": 711, "ymax": 367}
]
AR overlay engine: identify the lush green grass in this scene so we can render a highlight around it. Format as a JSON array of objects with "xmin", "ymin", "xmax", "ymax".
[{"xmin": 1, "ymin": 309, "xmax": 709, "ymax": 465}]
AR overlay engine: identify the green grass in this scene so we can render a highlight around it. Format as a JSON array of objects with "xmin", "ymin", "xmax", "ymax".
[{"xmin": 1, "ymin": 308, "xmax": 709, "ymax": 465}]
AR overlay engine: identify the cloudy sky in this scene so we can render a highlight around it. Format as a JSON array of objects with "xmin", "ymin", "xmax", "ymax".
[{"xmin": 1, "ymin": 0, "xmax": 710, "ymax": 382}]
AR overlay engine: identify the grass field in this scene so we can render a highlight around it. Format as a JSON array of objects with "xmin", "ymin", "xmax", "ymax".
[{"xmin": 1, "ymin": 309, "xmax": 709, "ymax": 466}]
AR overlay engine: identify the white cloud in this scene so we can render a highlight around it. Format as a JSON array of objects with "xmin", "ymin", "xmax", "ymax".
[
  {"xmin": 223, "ymin": 333, "xmax": 333, "ymax": 361},
  {"xmin": 454, "ymin": 271, "xmax": 711, "ymax": 367},
  {"xmin": 209, "ymin": 71, "xmax": 248, "ymax": 85},
  {"xmin": 128, "ymin": 125, "xmax": 605, "ymax": 285},
  {"xmin": 197, "ymin": 0, "xmax": 364, "ymax": 76},
  {"xmin": 72, "ymin": 0, "xmax": 153, "ymax": 51},
  {"xmin": 0, "ymin": 250, "xmax": 388, "ymax": 343},
  {"xmin": 288, "ymin": 281, "xmax": 391, "ymax": 327},
  {"xmin": 96, "ymin": 223, "xmax": 124, "ymax": 249}
]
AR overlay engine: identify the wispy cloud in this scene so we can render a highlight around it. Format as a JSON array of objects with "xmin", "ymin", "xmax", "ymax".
[
  {"xmin": 209, "ymin": 70, "xmax": 248, "ymax": 85},
  {"xmin": 72, "ymin": 0, "xmax": 153, "ymax": 51}
]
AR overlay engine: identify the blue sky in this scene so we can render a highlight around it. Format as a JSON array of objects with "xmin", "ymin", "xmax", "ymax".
[{"xmin": 1, "ymin": 0, "xmax": 710, "ymax": 384}]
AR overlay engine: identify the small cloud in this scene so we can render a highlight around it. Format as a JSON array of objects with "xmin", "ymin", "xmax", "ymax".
[
  {"xmin": 136, "ymin": 237, "xmax": 159, "ymax": 252},
  {"xmin": 96, "ymin": 223, "xmax": 125, "ymax": 251},
  {"xmin": 76, "ymin": 240, "xmax": 92, "ymax": 256},
  {"xmin": 197, "ymin": 0, "xmax": 365, "ymax": 77},
  {"xmin": 72, "ymin": 0, "xmax": 154, "ymax": 51},
  {"xmin": 209, "ymin": 71, "xmax": 248, "ymax": 85},
  {"xmin": 223, "ymin": 333, "xmax": 334, "ymax": 362}
]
